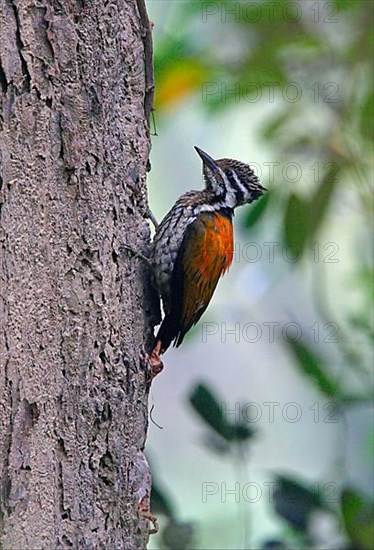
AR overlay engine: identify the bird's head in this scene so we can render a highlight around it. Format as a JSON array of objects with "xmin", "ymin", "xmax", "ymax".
[{"xmin": 195, "ymin": 146, "xmax": 266, "ymax": 209}]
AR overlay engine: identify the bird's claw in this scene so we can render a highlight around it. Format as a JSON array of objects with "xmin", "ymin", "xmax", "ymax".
[
  {"xmin": 143, "ymin": 340, "xmax": 164, "ymax": 381},
  {"xmin": 139, "ymin": 495, "xmax": 159, "ymax": 534},
  {"xmin": 145, "ymin": 352, "xmax": 164, "ymax": 381}
]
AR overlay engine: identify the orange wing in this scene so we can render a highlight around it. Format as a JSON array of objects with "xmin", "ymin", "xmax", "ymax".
[{"xmin": 176, "ymin": 211, "xmax": 233, "ymax": 345}]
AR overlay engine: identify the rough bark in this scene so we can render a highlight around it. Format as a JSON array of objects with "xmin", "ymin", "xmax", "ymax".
[{"xmin": 0, "ymin": 0, "xmax": 156, "ymax": 548}]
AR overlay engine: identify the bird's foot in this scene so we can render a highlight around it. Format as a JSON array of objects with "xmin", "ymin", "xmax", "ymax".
[
  {"xmin": 144, "ymin": 340, "xmax": 164, "ymax": 381},
  {"xmin": 139, "ymin": 494, "xmax": 159, "ymax": 534}
]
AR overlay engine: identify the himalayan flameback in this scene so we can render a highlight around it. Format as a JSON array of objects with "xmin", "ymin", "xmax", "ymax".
[{"xmin": 148, "ymin": 146, "xmax": 266, "ymax": 376}]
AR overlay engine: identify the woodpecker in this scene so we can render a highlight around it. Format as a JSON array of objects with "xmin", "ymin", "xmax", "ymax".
[{"xmin": 148, "ymin": 146, "xmax": 266, "ymax": 376}]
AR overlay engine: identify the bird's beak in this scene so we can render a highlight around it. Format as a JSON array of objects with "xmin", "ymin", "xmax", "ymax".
[
  {"xmin": 194, "ymin": 146, "xmax": 218, "ymax": 172},
  {"xmin": 253, "ymin": 185, "xmax": 267, "ymax": 199}
]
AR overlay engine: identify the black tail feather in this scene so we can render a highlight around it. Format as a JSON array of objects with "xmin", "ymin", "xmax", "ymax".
[{"xmin": 155, "ymin": 313, "xmax": 179, "ymax": 354}]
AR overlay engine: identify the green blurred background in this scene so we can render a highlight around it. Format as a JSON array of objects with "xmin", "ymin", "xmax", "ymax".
[{"xmin": 144, "ymin": 1, "xmax": 373, "ymax": 548}]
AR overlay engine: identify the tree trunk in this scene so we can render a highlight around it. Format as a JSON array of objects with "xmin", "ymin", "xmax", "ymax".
[{"xmin": 0, "ymin": 0, "xmax": 156, "ymax": 547}]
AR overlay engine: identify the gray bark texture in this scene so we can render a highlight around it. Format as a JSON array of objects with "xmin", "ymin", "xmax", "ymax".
[{"xmin": 0, "ymin": 0, "xmax": 157, "ymax": 548}]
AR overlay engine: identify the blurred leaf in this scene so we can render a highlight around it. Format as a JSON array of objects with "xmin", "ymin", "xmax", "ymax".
[
  {"xmin": 283, "ymin": 165, "xmax": 338, "ymax": 259},
  {"xmin": 201, "ymin": 424, "xmax": 255, "ymax": 455},
  {"xmin": 189, "ymin": 383, "xmax": 255, "ymax": 444},
  {"xmin": 349, "ymin": 315, "xmax": 374, "ymax": 342},
  {"xmin": 274, "ymin": 476, "xmax": 326, "ymax": 532},
  {"xmin": 262, "ymin": 110, "xmax": 292, "ymax": 141},
  {"xmin": 150, "ymin": 482, "xmax": 175, "ymax": 520},
  {"xmin": 202, "ymin": 433, "xmax": 231, "ymax": 455},
  {"xmin": 234, "ymin": 421, "xmax": 256, "ymax": 442},
  {"xmin": 240, "ymin": 59, "xmax": 287, "ymax": 89},
  {"xmin": 162, "ymin": 520, "xmax": 195, "ymax": 550},
  {"xmin": 341, "ymin": 488, "xmax": 374, "ymax": 549},
  {"xmin": 335, "ymin": 0, "xmax": 365, "ymax": 10},
  {"xmin": 155, "ymin": 60, "xmax": 206, "ymax": 110},
  {"xmin": 189, "ymin": 383, "xmax": 236, "ymax": 442},
  {"xmin": 261, "ymin": 541, "xmax": 287, "ymax": 550},
  {"xmin": 309, "ymin": 165, "xmax": 339, "ymax": 238},
  {"xmin": 286, "ymin": 340, "xmax": 339, "ymax": 397},
  {"xmin": 360, "ymin": 93, "xmax": 374, "ymax": 140},
  {"xmin": 242, "ymin": 192, "xmax": 270, "ymax": 229},
  {"xmin": 354, "ymin": 267, "xmax": 374, "ymax": 293},
  {"xmin": 340, "ymin": 394, "xmax": 374, "ymax": 406},
  {"xmin": 283, "ymin": 193, "xmax": 310, "ymax": 257},
  {"xmin": 154, "ymin": 37, "xmax": 190, "ymax": 72}
]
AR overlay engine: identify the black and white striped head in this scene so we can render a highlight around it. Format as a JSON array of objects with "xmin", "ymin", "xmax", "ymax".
[{"xmin": 195, "ymin": 146, "xmax": 266, "ymax": 208}]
